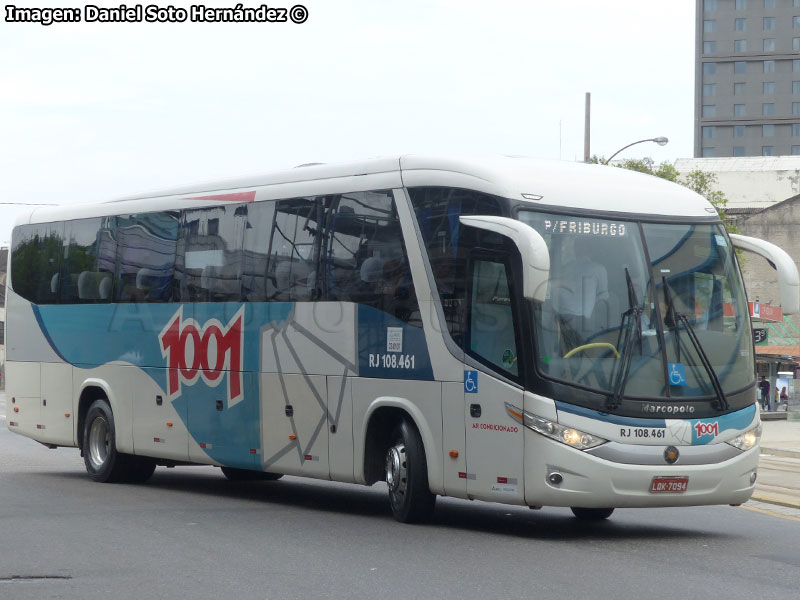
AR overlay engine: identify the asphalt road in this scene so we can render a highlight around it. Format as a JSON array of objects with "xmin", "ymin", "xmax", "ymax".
[{"xmin": 1, "ymin": 403, "xmax": 799, "ymax": 600}]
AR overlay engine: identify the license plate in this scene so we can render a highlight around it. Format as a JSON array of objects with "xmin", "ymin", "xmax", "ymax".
[{"xmin": 650, "ymin": 476, "xmax": 689, "ymax": 494}]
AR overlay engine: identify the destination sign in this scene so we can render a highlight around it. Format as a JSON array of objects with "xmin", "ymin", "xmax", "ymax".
[{"xmin": 543, "ymin": 219, "xmax": 627, "ymax": 237}]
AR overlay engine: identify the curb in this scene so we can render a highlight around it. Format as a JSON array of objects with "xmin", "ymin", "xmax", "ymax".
[
  {"xmin": 760, "ymin": 446, "xmax": 800, "ymax": 460},
  {"xmin": 749, "ymin": 493, "xmax": 800, "ymax": 510}
]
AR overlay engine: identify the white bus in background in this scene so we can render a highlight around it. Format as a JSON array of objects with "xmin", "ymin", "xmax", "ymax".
[{"xmin": 5, "ymin": 156, "xmax": 798, "ymax": 522}]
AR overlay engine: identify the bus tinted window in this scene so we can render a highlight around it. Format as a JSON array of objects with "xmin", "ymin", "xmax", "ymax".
[
  {"xmin": 60, "ymin": 218, "xmax": 115, "ymax": 304},
  {"xmin": 10, "ymin": 222, "xmax": 65, "ymax": 305},
  {"xmin": 175, "ymin": 205, "xmax": 246, "ymax": 302},
  {"xmin": 114, "ymin": 212, "xmax": 179, "ymax": 303},
  {"xmin": 268, "ymin": 198, "xmax": 323, "ymax": 302},
  {"xmin": 409, "ymin": 187, "xmax": 503, "ymax": 343},
  {"xmin": 325, "ymin": 191, "xmax": 419, "ymax": 325},
  {"xmin": 241, "ymin": 201, "xmax": 276, "ymax": 302}
]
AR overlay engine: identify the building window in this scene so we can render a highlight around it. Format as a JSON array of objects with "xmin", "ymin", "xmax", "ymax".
[
  {"xmin": 704, "ymin": 20, "xmax": 717, "ymax": 33},
  {"xmin": 734, "ymin": 104, "xmax": 746, "ymax": 116},
  {"xmin": 735, "ymin": 18, "xmax": 747, "ymax": 31},
  {"xmin": 795, "ymin": 59, "xmax": 800, "ymax": 72},
  {"xmin": 704, "ymin": 0, "xmax": 717, "ymax": 9},
  {"xmin": 763, "ymin": 103, "xmax": 775, "ymax": 116},
  {"xmin": 763, "ymin": 81, "xmax": 775, "ymax": 95},
  {"xmin": 763, "ymin": 124, "xmax": 775, "ymax": 137},
  {"xmin": 764, "ymin": 0, "xmax": 775, "ymax": 8},
  {"xmin": 762, "ymin": 146, "xmax": 774, "ymax": 156},
  {"xmin": 704, "ymin": 62, "xmax": 717, "ymax": 75},
  {"xmin": 794, "ymin": 81, "xmax": 800, "ymax": 94},
  {"xmin": 794, "ymin": 124, "xmax": 800, "ymax": 136},
  {"xmin": 793, "ymin": 145, "xmax": 800, "ymax": 155},
  {"xmin": 734, "ymin": 39, "xmax": 747, "ymax": 52},
  {"xmin": 734, "ymin": 82, "xmax": 746, "ymax": 95},
  {"xmin": 703, "ymin": 83, "xmax": 717, "ymax": 97},
  {"xmin": 734, "ymin": 125, "xmax": 746, "ymax": 138},
  {"xmin": 794, "ymin": 16, "xmax": 800, "ymax": 28},
  {"xmin": 764, "ymin": 60, "xmax": 775, "ymax": 73},
  {"xmin": 736, "ymin": 0, "xmax": 747, "ymax": 8},
  {"xmin": 735, "ymin": 61, "xmax": 747, "ymax": 74},
  {"xmin": 702, "ymin": 147, "xmax": 715, "ymax": 158},
  {"xmin": 795, "ymin": 38, "xmax": 800, "ymax": 51},
  {"xmin": 704, "ymin": 41, "xmax": 717, "ymax": 54},
  {"xmin": 763, "ymin": 38, "xmax": 776, "ymax": 51},
  {"xmin": 703, "ymin": 105, "xmax": 717, "ymax": 117},
  {"xmin": 763, "ymin": 17, "xmax": 776, "ymax": 31},
  {"xmin": 703, "ymin": 126, "xmax": 716, "ymax": 139},
  {"xmin": 733, "ymin": 146, "xmax": 746, "ymax": 156},
  {"xmin": 794, "ymin": 102, "xmax": 800, "ymax": 115}
]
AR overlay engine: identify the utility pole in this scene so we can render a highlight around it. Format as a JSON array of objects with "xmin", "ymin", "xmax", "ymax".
[{"xmin": 583, "ymin": 92, "xmax": 591, "ymax": 163}]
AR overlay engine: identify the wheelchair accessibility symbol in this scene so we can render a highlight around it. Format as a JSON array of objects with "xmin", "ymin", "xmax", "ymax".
[
  {"xmin": 464, "ymin": 370, "xmax": 478, "ymax": 394},
  {"xmin": 668, "ymin": 362, "xmax": 686, "ymax": 387}
]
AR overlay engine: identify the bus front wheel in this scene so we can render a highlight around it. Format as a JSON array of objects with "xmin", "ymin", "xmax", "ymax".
[
  {"xmin": 571, "ymin": 507, "xmax": 614, "ymax": 520},
  {"xmin": 385, "ymin": 419, "xmax": 436, "ymax": 523}
]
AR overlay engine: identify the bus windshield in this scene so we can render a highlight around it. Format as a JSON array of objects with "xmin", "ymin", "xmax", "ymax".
[{"xmin": 518, "ymin": 211, "xmax": 752, "ymax": 400}]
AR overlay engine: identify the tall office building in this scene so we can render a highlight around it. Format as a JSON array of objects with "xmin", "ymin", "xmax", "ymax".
[{"xmin": 695, "ymin": 0, "xmax": 800, "ymax": 157}]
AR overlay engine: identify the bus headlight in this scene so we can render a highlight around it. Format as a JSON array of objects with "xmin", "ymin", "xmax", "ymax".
[
  {"xmin": 505, "ymin": 404, "xmax": 607, "ymax": 450},
  {"xmin": 726, "ymin": 424, "xmax": 762, "ymax": 452}
]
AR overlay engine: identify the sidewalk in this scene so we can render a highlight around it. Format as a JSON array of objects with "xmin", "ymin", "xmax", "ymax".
[{"xmin": 1, "ymin": 388, "xmax": 798, "ymax": 509}]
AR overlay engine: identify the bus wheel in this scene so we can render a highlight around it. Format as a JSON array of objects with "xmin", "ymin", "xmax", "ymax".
[
  {"xmin": 83, "ymin": 398, "xmax": 131, "ymax": 483},
  {"xmin": 221, "ymin": 467, "xmax": 283, "ymax": 481},
  {"xmin": 385, "ymin": 419, "xmax": 436, "ymax": 523},
  {"xmin": 570, "ymin": 507, "xmax": 614, "ymax": 520}
]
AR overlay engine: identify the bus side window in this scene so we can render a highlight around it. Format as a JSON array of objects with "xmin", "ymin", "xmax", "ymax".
[
  {"xmin": 323, "ymin": 191, "xmax": 420, "ymax": 324},
  {"xmin": 175, "ymin": 205, "xmax": 246, "ymax": 303},
  {"xmin": 242, "ymin": 201, "xmax": 276, "ymax": 302},
  {"xmin": 114, "ymin": 212, "xmax": 179, "ymax": 303},
  {"xmin": 10, "ymin": 222, "xmax": 65, "ymax": 305},
  {"xmin": 60, "ymin": 217, "xmax": 116, "ymax": 304}
]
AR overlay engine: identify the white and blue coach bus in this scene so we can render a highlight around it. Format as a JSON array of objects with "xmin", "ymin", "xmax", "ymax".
[{"xmin": 5, "ymin": 156, "xmax": 798, "ymax": 522}]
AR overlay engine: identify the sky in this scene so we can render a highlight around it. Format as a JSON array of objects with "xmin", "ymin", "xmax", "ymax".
[{"xmin": 0, "ymin": 0, "xmax": 696, "ymax": 246}]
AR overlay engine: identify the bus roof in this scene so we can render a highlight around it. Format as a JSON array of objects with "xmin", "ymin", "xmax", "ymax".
[{"xmin": 16, "ymin": 155, "xmax": 716, "ymax": 227}]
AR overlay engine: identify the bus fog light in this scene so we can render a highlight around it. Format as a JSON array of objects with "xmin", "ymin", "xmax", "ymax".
[
  {"xmin": 750, "ymin": 471, "xmax": 757, "ymax": 485},
  {"xmin": 547, "ymin": 472, "xmax": 563, "ymax": 485},
  {"xmin": 505, "ymin": 403, "xmax": 607, "ymax": 450},
  {"xmin": 726, "ymin": 424, "xmax": 762, "ymax": 452}
]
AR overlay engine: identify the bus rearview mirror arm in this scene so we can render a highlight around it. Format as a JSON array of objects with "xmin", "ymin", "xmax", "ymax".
[
  {"xmin": 459, "ymin": 216, "xmax": 550, "ymax": 303},
  {"xmin": 729, "ymin": 233, "xmax": 800, "ymax": 315}
]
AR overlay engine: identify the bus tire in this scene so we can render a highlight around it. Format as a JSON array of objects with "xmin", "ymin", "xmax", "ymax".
[
  {"xmin": 385, "ymin": 419, "xmax": 436, "ymax": 523},
  {"xmin": 82, "ymin": 398, "xmax": 131, "ymax": 483},
  {"xmin": 221, "ymin": 467, "xmax": 283, "ymax": 481},
  {"xmin": 127, "ymin": 457, "xmax": 157, "ymax": 483},
  {"xmin": 570, "ymin": 507, "xmax": 614, "ymax": 520}
]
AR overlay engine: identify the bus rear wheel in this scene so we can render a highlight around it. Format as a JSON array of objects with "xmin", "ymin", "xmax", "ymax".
[
  {"xmin": 220, "ymin": 467, "xmax": 283, "ymax": 481},
  {"xmin": 385, "ymin": 419, "xmax": 436, "ymax": 523},
  {"xmin": 570, "ymin": 507, "xmax": 614, "ymax": 520},
  {"xmin": 83, "ymin": 398, "xmax": 155, "ymax": 483}
]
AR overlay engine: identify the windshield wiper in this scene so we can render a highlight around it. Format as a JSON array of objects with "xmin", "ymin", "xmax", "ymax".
[
  {"xmin": 607, "ymin": 268, "xmax": 642, "ymax": 410},
  {"xmin": 662, "ymin": 278, "xmax": 729, "ymax": 411}
]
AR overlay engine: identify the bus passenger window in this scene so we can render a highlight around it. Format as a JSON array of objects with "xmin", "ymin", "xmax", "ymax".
[
  {"xmin": 10, "ymin": 222, "xmax": 65, "ymax": 305},
  {"xmin": 175, "ymin": 205, "xmax": 245, "ymax": 302},
  {"xmin": 60, "ymin": 218, "xmax": 115, "ymax": 304},
  {"xmin": 114, "ymin": 212, "xmax": 179, "ymax": 303}
]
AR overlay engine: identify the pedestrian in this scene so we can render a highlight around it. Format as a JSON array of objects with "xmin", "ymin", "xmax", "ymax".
[
  {"xmin": 780, "ymin": 386, "xmax": 789, "ymax": 411},
  {"xmin": 758, "ymin": 376, "xmax": 771, "ymax": 410}
]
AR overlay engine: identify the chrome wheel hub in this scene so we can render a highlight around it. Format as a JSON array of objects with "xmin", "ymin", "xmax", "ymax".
[
  {"xmin": 88, "ymin": 417, "xmax": 109, "ymax": 470},
  {"xmin": 385, "ymin": 443, "xmax": 407, "ymax": 494}
]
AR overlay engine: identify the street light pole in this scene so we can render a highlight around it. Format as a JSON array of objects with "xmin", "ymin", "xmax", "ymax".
[{"xmin": 605, "ymin": 137, "xmax": 669, "ymax": 164}]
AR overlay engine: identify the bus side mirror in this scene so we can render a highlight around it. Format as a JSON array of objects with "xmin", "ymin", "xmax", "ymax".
[
  {"xmin": 729, "ymin": 233, "xmax": 800, "ymax": 315},
  {"xmin": 459, "ymin": 215, "xmax": 550, "ymax": 303}
]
